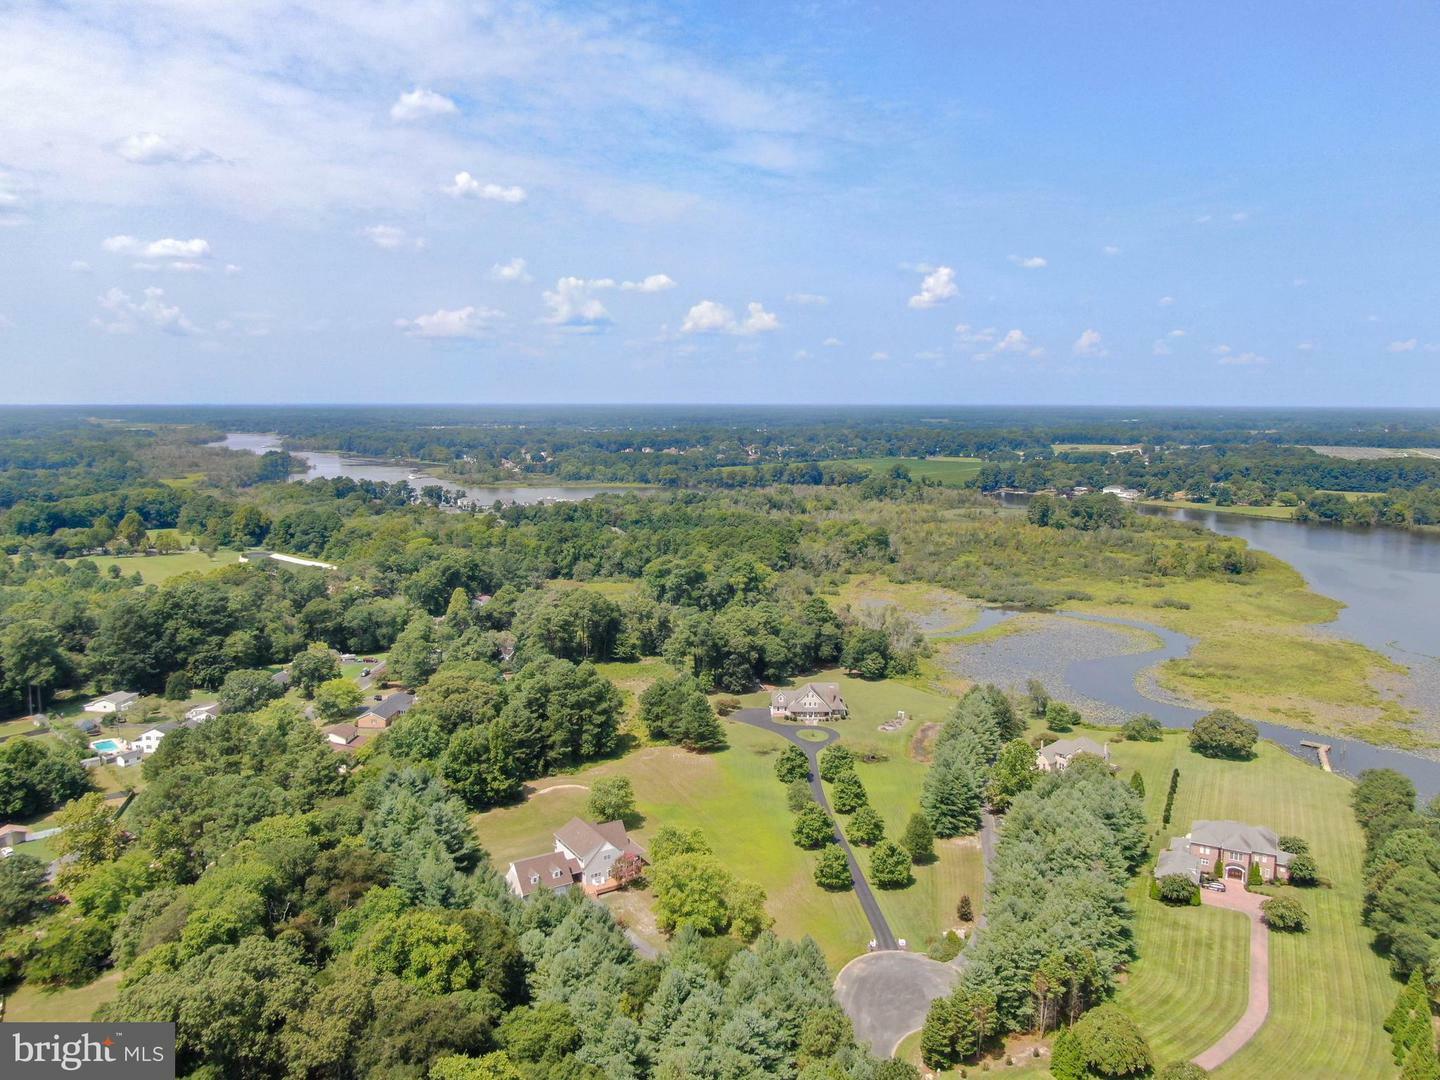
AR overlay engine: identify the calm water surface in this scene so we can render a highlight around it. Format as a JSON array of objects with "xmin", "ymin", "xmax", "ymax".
[{"xmin": 213, "ymin": 432, "xmax": 627, "ymax": 506}]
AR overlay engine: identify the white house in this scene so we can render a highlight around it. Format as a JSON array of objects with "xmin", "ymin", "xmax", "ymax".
[
  {"xmin": 135, "ymin": 722, "xmax": 178, "ymax": 756},
  {"xmin": 1036, "ymin": 736, "xmax": 1111, "ymax": 772},
  {"xmin": 84, "ymin": 691, "xmax": 139, "ymax": 715},
  {"xmin": 769, "ymin": 682, "xmax": 848, "ymax": 721},
  {"xmin": 185, "ymin": 702, "xmax": 220, "ymax": 722},
  {"xmin": 505, "ymin": 818, "xmax": 648, "ymax": 899}
]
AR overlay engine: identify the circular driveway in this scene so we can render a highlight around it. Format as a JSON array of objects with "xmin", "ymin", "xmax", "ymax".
[{"xmin": 832, "ymin": 950, "xmax": 959, "ymax": 1057}]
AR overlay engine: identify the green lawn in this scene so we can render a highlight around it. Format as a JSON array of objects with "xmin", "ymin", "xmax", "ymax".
[
  {"xmin": 2, "ymin": 970, "xmax": 123, "ymax": 1022},
  {"xmin": 473, "ymin": 669, "xmax": 982, "ymax": 969},
  {"xmin": 1109, "ymin": 734, "xmax": 1397, "ymax": 1080},
  {"xmin": 827, "ymin": 456, "xmax": 983, "ymax": 486},
  {"xmin": 1139, "ymin": 498, "xmax": 1297, "ymax": 520},
  {"xmin": 61, "ymin": 550, "xmax": 241, "ymax": 584}
]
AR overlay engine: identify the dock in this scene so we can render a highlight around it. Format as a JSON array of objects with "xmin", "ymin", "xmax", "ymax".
[{"xmin": 1300, "ymin": 740, "xmax": 1333, "ymax": 772}]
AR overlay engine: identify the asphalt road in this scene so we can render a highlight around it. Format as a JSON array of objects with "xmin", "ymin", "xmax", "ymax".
[{"xmin": 729, "ymin": 707, "xmax": 898, "ymax": 950}]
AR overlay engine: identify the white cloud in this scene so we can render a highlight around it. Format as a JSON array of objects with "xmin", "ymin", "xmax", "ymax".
[
  {"xmin": 954, "ymin": 324, "xmax": 997, "ymax": 349},
  {"xmin": 1158, "ymin": 295, "xmax": 1175, "ymax": 307},
  {"xmin": 1387, "ymin": 339, "xmax": 1418, "ymax": 353},
  {"xmin": 95, "ymin": 286, "xmax": 200, "ymax": 335},
  {"xmin": 620, "ymin": 274, "xmax": 676, "ymax": 292},
  {"xmin": 680, "ymin": 299, "xmax": 779, "ymax": 335},
  {"xmin": 1168, "ymin": 329, "xmax": 1186, "ymax": 337},
  {"xmin": 490, "ymin": 257, "xmax": 532, "ymax": 283},
  {"xmin": 1008, "ymin": 255, "xmax": 1047, "ymax": 269},
  {"xmin": 822, "ymin": 337, "xmax": 842, "ymax": 347},
  {"xmin": 870, "ymin": 351, "xmax": 890, "ymax": 361},
  {"xmin": 1072, "ymin": 328, "xmax": 1106, "ymax": 357},
  {"xmin": 395, "ymin": 305, "xmax": 502, "ymax": 339},
  {"xmin": 445, "ymin": 172, "xmax": 527, "ymax": 202},
  {"xmin": 907, "ymin": 266, "xmax": 958, "ymax": 309},
  {"xmin": 543, "ymin": 277, "xmax": 612, "ymax": 329},
  {"xmin": 996, "ymin": 329, "xmax": 1031, "ymax": 355},
  {"xmin": 915, "ymin": 349, "xmax": 943, "ymax": 361},
  {"xmin": 69, "ymin": 260, "xmax": 91, "ymax": 273},
  {"xmin": 1152, "ymin": 339, "xmax": 1171, "ymax": 357},
  {"xmin": 786, "ymin": 292, "xmax": 829, "ymax": 305},
  {"xmin": 361, "ymin": 224, "xmax": 424, "ymax": 250},
  {"xmin": 1194, "ymin": 214, "xmax": 1213, "ymax": 224},
  {"xmin": 390, "ymin": 87, "xmax": 458, "ymax": 122},
  {"xmin": 112, "ymin": 132, "xmax": 217, "ymax": 165},
  {"xmin": 102, "ymin": 235, "xmax": 212, "ymax": 260},
  {"xmin": 793, "ymin": 349, "xmax": 811, "ymax": 361},
  {"xmin": 1103, "ymin": 245, "xmax": 1121, "ymax": 256},
  {"xmin": 224, "ymin": 264, "xmax": 242, "ymax": 274}
]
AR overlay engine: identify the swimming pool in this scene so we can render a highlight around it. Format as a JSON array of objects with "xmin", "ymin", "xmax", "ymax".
[{"xmin": 90, "ymin": 738, "xmax": 124, "ymax": 753}]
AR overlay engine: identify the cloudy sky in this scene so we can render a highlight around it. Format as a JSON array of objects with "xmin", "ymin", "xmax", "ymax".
[{"xmin": 1, "ymin": 1, "xmax": 1437, "ymax": 405}]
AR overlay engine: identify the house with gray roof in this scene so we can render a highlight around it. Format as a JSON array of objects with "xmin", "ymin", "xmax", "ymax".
[
  {"xmin": 770, "ymin": 682, "xmax": 848, "ymax": 721},
  {"xmin": 1036, "ymin": 736, "xmax": 1110, "ymax": 772},
  {"xmin": 505, "ymin": 817, "xmax": 648, "ymax": 899},
  {"xmin": 84, "ymin": 691, "xmax": 139, "ymax": 715},
  {"xmin": 1153, "ymin": 819, "xmax": 1294, "ymax": 883},
  {"xmin": 357, "ymin": 691, "xmax": 416, "ymax": 730}
]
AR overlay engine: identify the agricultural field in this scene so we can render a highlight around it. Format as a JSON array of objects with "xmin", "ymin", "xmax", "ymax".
[
  {"xmin": 1111, "ymin": 733, "xmax": 1396, "ymax": 1080},
  {"xmin": 829, "ymin": 456, "xmax": 983, "ymax": 486}
]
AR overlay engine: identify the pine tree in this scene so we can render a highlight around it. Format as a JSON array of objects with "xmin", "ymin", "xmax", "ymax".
[
  {"xmin": 920, "ymin": 996, "xmax": 959, "ymax": 1069},
  {"xmin": 1403, "ymin": 1033, "xmax": 1440, "ymax": 1080},
  {"xmin": 920, "ymin": 754, "xmax": 982, "ymax": 837},
  {"xmin": 900, "ymin": 812, "xmax": 935, "ymax": 865},
  {"xmin": 957, "ymin": 894, "xmax": 973, "ymax": 922},
  {"xmin": 1399, "ymin": 1007, "xmax": 1436, "ymax": 1067},
  {"xmin": 1129, "ymin": 770, "xmax": 1146, "ymax": 798}
]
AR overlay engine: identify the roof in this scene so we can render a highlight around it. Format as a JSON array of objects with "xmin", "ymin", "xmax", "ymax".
[
  {"xmin": 271, "ymin": 669, "xmax": 291, "ymax": 686},
  {"xmin": 324, "ymin": 723, "xmax": 358, "ymax": 742},
  {"xmin": 362, "ymin": 692, "xmax": 416, "ymax": 720},
  {"xmin": 88, "ymin": 691, "xmax": 139, "ymax": 707},
  {"xmin": 1154, "ymin": 836, "xmax": 1206, "ymax": 881},
  {"xmin": 770, "ymin": 682, "xmax": 847, "ymax": 711},
  {"xmin": 186, "ymin": 702, "xmax": 219, "ymax": 715},
  {"xmin": 1189, "ymin": 820, "xmax": 1291, "ymax": 862},
  {"xmin": 508, "ymin": 851, "xmax": 582, "ymax": 897},
  {"xmin": 554, "ymin": 817, "xmax": 647, "ymax": 862},
  {"xmin": 142, "ymin": 722, "xmax": 178, "ymax": 735},
  {"xmin": 1038, "ymin": 736, "xmax": 1109, "ymax": 761},
  {"xmin": 74, "ymin": 716, "xmax": 101, "ymax": 730}
]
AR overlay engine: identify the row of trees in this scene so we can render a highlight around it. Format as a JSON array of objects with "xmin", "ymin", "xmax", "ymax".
[{"xmin": 921, "ymin": 756, "xmax": 1149, "ymax": 1067}]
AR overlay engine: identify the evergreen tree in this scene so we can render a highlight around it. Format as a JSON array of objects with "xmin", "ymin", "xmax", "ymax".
[
  {"xmin": 1129, "ymin": 771, "xmax": 1146, "ymax": 798},
  {"xmin": 900, "ymin": 812, "xmax": 935, "ymax": 864},
  {"xmin": 920, "ymin": 752, "xmax": 982, "ymax": 837},
  {"xmin": 1402, "ymin": 1034, "xmax": 1440, "ymax": 1080}
]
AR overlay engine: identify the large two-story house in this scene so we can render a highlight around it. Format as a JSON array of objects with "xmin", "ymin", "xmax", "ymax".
[
  {"xmin": 1035, "ymin": 736, "xmax": 1111, "ymax": 772},
  {"xmin": 505, "ymin": 817, "xmax": 648, "ymax": 899},
  {"xmin": 769, "ymin": 683, "xmax": 848, "ymax": 722},
  {"xmin": 1154, "ymin": 819, "xmax": 1294, "ymax": 883}
]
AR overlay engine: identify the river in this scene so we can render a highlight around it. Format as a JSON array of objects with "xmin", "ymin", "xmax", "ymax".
[
  {"xmin": 212, "ymin": 432, "xmax": 628, "ymax": 507},
  {"xmin": 968, "ymin": 496, "xmax": 1440, "ymax": 799}
]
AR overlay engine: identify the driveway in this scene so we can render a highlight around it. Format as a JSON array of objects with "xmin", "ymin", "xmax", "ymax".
[
  {"xmin": 729, "ymin": 708, "xmax": 897, "ymax": 950},
  {"xmin": 833, "ymin": 951, "xmax": 958, "ymax": 1057},
  {"xmin": 1192, "ymin": 886, "xmax": 1270, "ymax": 1071}
]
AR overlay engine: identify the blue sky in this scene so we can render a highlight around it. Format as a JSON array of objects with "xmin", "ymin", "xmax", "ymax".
[{"xmin": 0, "ymin": 1, "xmax": 1437, "ymax": 405}]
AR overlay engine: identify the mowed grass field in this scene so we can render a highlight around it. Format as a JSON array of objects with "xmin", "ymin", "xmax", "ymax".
[
  {"xmin": 1, "ymin": 970, "xmax": 123, "ymax": 1022},
  {"xmin": 1110, "ymin": 734, "xmax": 1397, "ymax": 1080},
  {"xmin": 828, "ymin": 456, "xmax": 983, "ymax": 486},
  {"xmin": 61, "ymin": 549, "xmax": 241, "ymax": 584},
  {"xmin": 473, "ymin": 667, "xmax": 980, "ymax": 969}
]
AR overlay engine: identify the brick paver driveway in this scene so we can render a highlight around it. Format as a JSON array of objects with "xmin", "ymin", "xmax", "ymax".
[{"xmin": 1193, "ymin": 884, "xmax": 1270, "ymax": 1071}]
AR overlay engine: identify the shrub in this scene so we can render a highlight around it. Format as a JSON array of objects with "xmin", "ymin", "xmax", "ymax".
[
  {"xmin": 1278, "ymin": 835, "xmax": 1309, "ymax": 855},
  {"xmin": 1129, "ymin": 771, "xmax": 1146, "ymax": 798},
  {"xmin": 1286, "ymin": 853, "xmax": 1319, "ymax": 886},
  {"xmin": 1246, "ymin": 862, "xmax": 1263, "ymax": 890},
  {"xmin": 1157, "ymin": 1064, "xmax": 1209, "ymax": 1080},
  {"xmin": 900, "ymin": 812, "xmax": 936, "ymax": 864},
  {"xmin": 1068, "ymin": 1003, "xmax": 1154, "ymax": 1077},
  {"xmin": 957, "ymin": 894, "xmax": 973, "ymax": 922},
  {"xmin": 1261, "ymin": 896, "xmax": 1310, "ymax": 932},
  {"xmin": 585, "ymin": 776, "xmax": 637, "ymax": 825},
  {"xmin": 927, "ymin": 930, "xmax": 964, "ymax": 962},
  {"xmin": 1156, "ymin": 874, "xmax": 1198, "ymax": 905}
]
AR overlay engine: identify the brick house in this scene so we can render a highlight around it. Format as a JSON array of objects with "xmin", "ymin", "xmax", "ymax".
[
  {"xmin": 769, "ymin": 683, "xmax": 848, "ymax": 722},
  {"xmin": 1154, "ymin": 819, "xmax": 1294, "ymax": 883}
]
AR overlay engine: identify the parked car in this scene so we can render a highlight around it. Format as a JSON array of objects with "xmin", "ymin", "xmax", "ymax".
[{"xmin": 1203, "ymin": 880, "xmax": 1227, "ymax": 892}]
